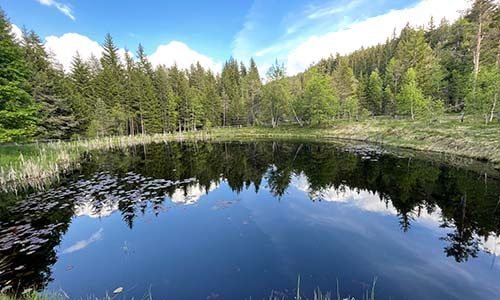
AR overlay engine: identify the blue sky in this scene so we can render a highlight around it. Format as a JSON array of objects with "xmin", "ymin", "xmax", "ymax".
[{"xmin": 1, "ymin": 0, "xmax": 469, "ymax": 74}]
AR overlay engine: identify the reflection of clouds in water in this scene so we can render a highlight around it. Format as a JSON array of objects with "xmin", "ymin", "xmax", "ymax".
[
  {"xmin": 170, "ymin": 182, "xmax": 218, "ymax": 205},
  {"xmin": 480, "ymin": 234, "xmax": 500, "ymax": 257},
  {"xmin": 292, "ymin": 173, "xmax": 394, "ymax": 214},
  {"xmin": 292, "ymin": 173, "xmax": 500, "ymax": 257},
  {"xmin": 62, "ymin": 228, "xmax": 103, "ymax": 254},
  {"xmin": 74, "ymin": 197, "xmax": 119, "ymax": 218}
]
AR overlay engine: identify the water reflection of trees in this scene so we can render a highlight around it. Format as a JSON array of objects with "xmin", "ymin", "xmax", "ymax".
[{"xmin": 1, "ymin": 141, "xmax": 499, "ymax": 291}]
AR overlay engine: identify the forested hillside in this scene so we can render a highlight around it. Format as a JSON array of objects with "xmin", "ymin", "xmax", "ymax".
[{"xmin": 0, "ymin": 0, "xmax": 498, "ymax": 143}]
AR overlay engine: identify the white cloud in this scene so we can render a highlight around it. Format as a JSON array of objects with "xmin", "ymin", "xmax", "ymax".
[
  {"xmin": 286, "ymin": 0, "xmax": 469, "ymax": 74},
  {"xmin": 149, "ymin": 41, "xmax": 222, "ymax": 72},
  {"xmin": 45, "ymin": 33, "xmax": 102, "ymax": 71},
  {"xmin": 36, "ymin": 0, "xmax": 75, "ymax": 21},
  {"xmin": 44, "ymin": 33, "xmax": 220, "ymax": 73},
  {"xmin": 62, "ymin": 228, "xmax": 103, "ymax": 254},
  {"xmin": 44, "ymin": 33, "xmax": 135, "ymax": 72},
  {"xmin": 10, "ymin": 24, "xmax": 23, "ymax": 41},
  {"xmin": 170, "ymin": 182, "xmax": 218, "ymax": 205}
]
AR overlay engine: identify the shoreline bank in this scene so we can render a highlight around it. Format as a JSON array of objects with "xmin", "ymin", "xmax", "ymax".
[{"xmin": 1, "ymin": 118, "xmax": 499, "ymax": 192}]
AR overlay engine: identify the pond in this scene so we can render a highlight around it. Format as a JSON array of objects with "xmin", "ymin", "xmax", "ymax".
[{"xmin": 1, "ymin": 141, "xmax": 500, "ymax": 299}]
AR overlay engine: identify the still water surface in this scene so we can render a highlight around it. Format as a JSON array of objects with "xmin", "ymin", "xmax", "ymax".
[{"xmin": 1, "ymin": 141, "xmax": 500, "ymax": 299}]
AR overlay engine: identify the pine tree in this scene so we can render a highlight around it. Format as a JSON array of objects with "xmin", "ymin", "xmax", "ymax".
[{"xmin": 0, "ymin": 9, "xmax": 37, "ymax": 142}]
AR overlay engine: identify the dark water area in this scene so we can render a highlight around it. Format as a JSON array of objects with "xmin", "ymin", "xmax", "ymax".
[{"xmin": 1, "ymin": 141, "xmax": 500, "ymax": 299}]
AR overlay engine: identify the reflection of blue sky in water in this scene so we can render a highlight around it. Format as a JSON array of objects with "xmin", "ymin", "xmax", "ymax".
[
  {"xmin": 291, "ymin": 172, "xmax": 500, "ymax": 258},
  {"xmin": 55, "ymin": 173, "xmax": 500, "ymax": 299}
]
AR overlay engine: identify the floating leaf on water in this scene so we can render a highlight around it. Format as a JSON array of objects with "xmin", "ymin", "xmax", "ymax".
[{"xmin": 113, "ymin": 287, "xmax": 123, "ymax": 294}]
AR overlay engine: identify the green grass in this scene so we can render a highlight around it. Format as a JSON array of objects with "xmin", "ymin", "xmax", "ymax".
[
  {"xmin": 0, "ymin": 276, "xmax": 376, "ymax": 300},
  {"xmin": 206, "ymin": 116, "xmax": 500, "ymax": 167},
  {"xmin": 1, "ymin": 116, "xmax": 499, "ymax": 192}
]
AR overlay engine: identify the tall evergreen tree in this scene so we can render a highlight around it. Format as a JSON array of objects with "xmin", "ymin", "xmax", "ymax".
[
  {"xmin": 23, "ymin": 29, "xmax": 77, "ymax": 139},
  {"xmin": 68, "ymin": 53, "xmax": 94, "ymax": 135},
  {"xmin": 332, "ymin": 57, "xmax": 359, "ymax": 119},
  {"xmin": 221, "ymin": 57, "xmax": 243, "ymax": 125},
  {"xmin": 366, "ymin": 69, "xmax": 384, "ymax": 114},
  {"xmin": 0, "ymin": 9, "xmax": 37, "ymax": 142},
  {"xmin": 94, "ymin": 33, "xmax": 126, "ymax": 135},
  {"xmin": 136, "ymin": 44, "xmax": 162, "ymax": 134},
  {"xmin": 242, "ymin": 58, "xmax": 262, "ymax": 125},
  {"xmin": 392, "ymin": 27, "xmax": 444, "ymax": 100}
]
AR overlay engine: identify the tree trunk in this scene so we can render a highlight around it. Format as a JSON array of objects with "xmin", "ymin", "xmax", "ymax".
[
  {"xmin": 140, "ymin": 114, "xmax": 145, "ymax": 135},
  {"xmin": 291, "ymin": 107, "xmax": 304, "ymax": 127},
  {"xmin": 473, "ymin": 19, "xmax": 482, "ymax": 83},
  {"xmin": 490, "ymin": 93, "xmax": 497, "ymax": 122}
]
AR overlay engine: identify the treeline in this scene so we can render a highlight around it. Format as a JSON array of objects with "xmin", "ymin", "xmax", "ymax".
[
  {"xmin": 308, "ymin": 0, "xmax": 499, "ymax": 123},
  {"xmin": 0, "ymin": 0, "xmax": 498, "ymax": 142}
]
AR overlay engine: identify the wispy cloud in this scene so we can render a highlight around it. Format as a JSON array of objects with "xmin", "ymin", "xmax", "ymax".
[
  {"xmin": 232, "ymin": 0, "xmax": 367, "ymax": 75},
  {"xmin": 306, "ymin": 0, "xmax": 363, "ymax": 20},
  {"xmin": 287, "ymin": 0, "xmax": 468, "ymax": 74},
  {"xmin": 62, "ymin": 228, "xmax": 103, "ymax": 254},
  {"xmin": 36, "ymin": 0, "xmax": 75, "ymax": 21},
  {"xmin": 233, "ymin": 0, "xmax": 470, "ymax": 76}
]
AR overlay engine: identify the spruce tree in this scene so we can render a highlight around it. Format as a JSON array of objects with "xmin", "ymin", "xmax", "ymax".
[
  {"xmin": 69, "ymin": 53, "xmax": 94, "ymax": 135},
  {"xmin": 332, "ymin": 57, "xmax": 359, "ymax": 119},
  {"xmin": 23, "ymin": 30, "xmax": 78, "ymax": 139},
  {"xmin": 95, "ymin": 33, "xmax": 126, "ymax": 135},
  {"xmin": 136, "ymin": 44, "xmax": 162, "ymax": 134},
  {"xmin": 0, "ymin": 9, "xmax": 37, "ymax": 142},
  {"xmin": 244, "ymin": 58, "xmax": 262, "ymax": 125}
]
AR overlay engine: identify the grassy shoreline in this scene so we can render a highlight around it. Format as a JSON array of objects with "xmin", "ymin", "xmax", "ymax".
[{"xmin": 1, "ymin": 117, "xmax": 499, "ymax": 192}]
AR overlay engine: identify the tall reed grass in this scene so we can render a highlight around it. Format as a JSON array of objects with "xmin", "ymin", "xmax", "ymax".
[{"xmin": 0, "ymin": 131, "xmax": 214, "ymax": 193}]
